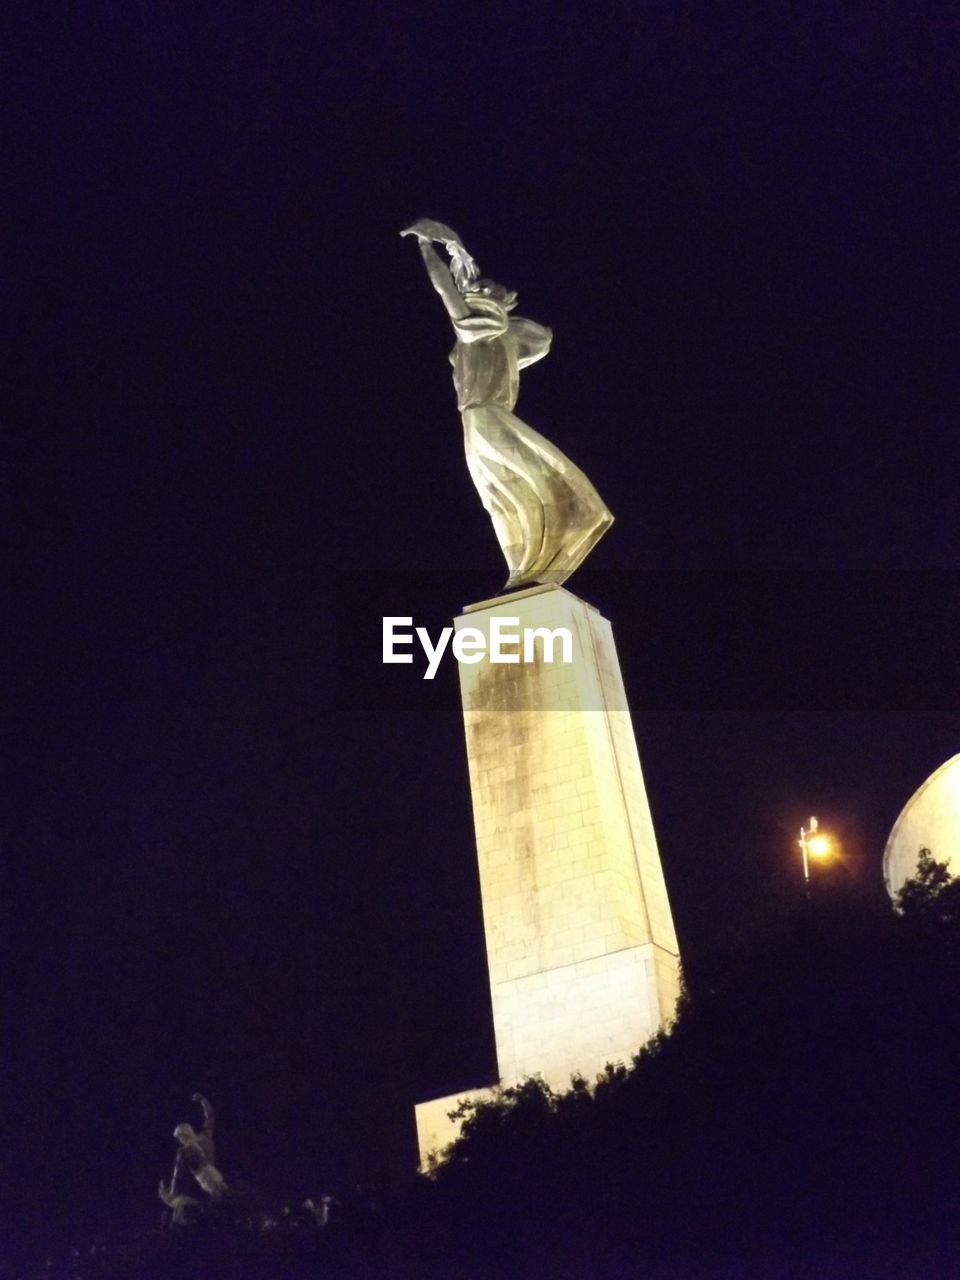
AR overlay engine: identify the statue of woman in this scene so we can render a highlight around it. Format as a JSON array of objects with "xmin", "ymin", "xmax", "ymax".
[
  {"xmin": 159, "ymin": 1092, "xmax": 228, "ymax": 1208},
  {"xmin": 402, "ymin": 219, "xmax": 613, "ymax": 589}
]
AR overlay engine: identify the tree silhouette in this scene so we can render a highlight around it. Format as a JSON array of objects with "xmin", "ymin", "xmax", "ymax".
[
  {"xmin": 896, "ymin": 847, "xmax": 960, "ymax": 931},
  {"xmin": 42, "ymin": 855, "xmax": 960, "ymax": 1279}
]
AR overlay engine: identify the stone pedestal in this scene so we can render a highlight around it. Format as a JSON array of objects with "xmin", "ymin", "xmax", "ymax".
[{"xmin": 415, "ymin": 584, "xmax": 680, "ymax": 1165}]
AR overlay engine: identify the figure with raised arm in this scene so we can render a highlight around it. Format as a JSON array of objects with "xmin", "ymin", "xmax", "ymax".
[
  {"xmin": 159, "ymin": 1092, "xmax": 229, "ymax": 1213},
  {"xmin": 402, "ymin": 218, "xmax": 613, "ymax": 588}
]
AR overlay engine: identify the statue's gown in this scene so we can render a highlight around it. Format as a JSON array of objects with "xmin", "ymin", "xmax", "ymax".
[{"xmin": 450, "ymin": 295, "xmax": 613, "ymax": 588}]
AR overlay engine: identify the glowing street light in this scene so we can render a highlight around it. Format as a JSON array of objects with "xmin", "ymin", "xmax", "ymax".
[{"xmin": 798, "ymin": 816, "xmax": 833, "ymax": 889}]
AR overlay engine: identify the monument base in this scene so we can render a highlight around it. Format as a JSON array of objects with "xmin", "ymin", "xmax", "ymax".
[
  {"xmin": 415, "ymin": 584, "xmax": 680, "ymax": 1168},
  {"xmin": 414, "ymin": 1086, "xmax": 496, "ymax": 1168}
]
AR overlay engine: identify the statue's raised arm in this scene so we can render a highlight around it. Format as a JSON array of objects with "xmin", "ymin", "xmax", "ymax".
[
  {"xmin": 401, "ymin": 218, "xmax": 479, "ymax": 294},
  {"xmin": 403, "ymin": 218, "xmax": 613, "ymax": 589}
]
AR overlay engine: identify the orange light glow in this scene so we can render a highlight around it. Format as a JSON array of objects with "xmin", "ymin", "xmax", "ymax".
[{"xmin": 807, "ymin": 833, "xmax": 832, "ymax": 858}]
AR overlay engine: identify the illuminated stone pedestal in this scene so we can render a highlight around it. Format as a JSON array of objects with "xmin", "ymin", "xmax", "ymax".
[{"xmin": 415, "ymin": 583, "xmax": 680, "ymax": 1165}]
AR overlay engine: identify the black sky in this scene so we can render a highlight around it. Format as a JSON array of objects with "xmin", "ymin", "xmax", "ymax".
[{"xmin": 5, "ymin": 1, "xmax": 960, "ymax": 1258}]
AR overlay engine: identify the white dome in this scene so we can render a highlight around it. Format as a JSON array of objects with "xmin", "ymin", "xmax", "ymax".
[{"xmin": 883, "ymin": 754, "xmax": 960, "ymax": 902}]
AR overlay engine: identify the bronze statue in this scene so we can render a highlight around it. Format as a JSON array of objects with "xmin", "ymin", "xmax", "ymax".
[
  {"xmin": 402, "ymin": 218, "xmax": 613, "ymax": 588},
  {"xmin": 159, "ymin": 1092, "xmax": 229, "ymax": 1213}
]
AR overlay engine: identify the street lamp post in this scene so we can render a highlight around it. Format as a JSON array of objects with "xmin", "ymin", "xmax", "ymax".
[{"xmin": 798, "ymin": 816, "xmax": 833, "ymax": 893}]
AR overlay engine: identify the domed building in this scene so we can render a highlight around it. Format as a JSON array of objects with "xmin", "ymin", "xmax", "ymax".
[{"xmin": 883, "ymin": 754, "xmax": 960, "ymax": 902}]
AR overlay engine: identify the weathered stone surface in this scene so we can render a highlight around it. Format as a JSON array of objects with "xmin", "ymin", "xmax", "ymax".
[{"xmin": 415, "ymin": 585, "xmax": 680, "ymax": 1164}]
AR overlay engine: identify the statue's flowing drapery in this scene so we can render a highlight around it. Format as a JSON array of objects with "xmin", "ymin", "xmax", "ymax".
[
  {"xmin": 462, "ymin": 406, "xmax": 613, "ymax": 587},
  {"xmin": 450, "ymin": 294, "xmax": 613, "ymax": 588}
]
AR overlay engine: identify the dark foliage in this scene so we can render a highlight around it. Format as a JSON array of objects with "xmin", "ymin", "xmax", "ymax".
[
  {"xmin": 897, "ymin": 847, "xmax": 960, "ymax": 935},
  {"xmin": 414, "ymin": 853, "xmax": 960, "ymax": 1278},
  {"xmin": 25, "ymin": 853, "xmax": 960, "ymax": 1279}
]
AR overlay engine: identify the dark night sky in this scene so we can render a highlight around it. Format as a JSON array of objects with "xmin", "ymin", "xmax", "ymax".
[{"xmin": 5, "ymin": 1, "xmax": 960, "ymax": 1257}]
